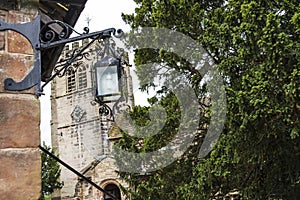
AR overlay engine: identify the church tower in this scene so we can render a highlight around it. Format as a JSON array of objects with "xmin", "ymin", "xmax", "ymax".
[{"xmin": 51, "ymin": 38, "xmax": 133, "ymax": 200}]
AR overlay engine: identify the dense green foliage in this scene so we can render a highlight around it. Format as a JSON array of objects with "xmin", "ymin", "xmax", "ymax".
[
  {"xmin": 40, "ymin": 143, "xmax": 62, "ymax": 200},
  {"xmin": 117, "ymin": 0, "xmax": 300, "ymax": 199}
]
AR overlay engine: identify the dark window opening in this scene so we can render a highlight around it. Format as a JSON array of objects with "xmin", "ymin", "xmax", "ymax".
[
  {"xmin": 104, "ymin": 184, "xmax": 121, "ymax": 200},
  {"xmin": 67, "ymin": 69, "xmax": 76, "ymax": 93},
  {"xmin": 78, "ymin": 65, "xmax": 87, "ymax": 90}
]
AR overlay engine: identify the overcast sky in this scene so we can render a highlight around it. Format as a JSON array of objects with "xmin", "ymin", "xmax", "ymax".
[
  {"xmin": 74, "ymin": 0, "xmax": 136, "ymax": 32},
  {"xmin": 40, "ymin": 0, "xmax": 150, "ymax": 146}
]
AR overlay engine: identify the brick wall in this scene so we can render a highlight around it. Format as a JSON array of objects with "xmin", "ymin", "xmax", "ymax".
[{"xmin": 0, "ymin": 2, "xmax": 41, "ymax": 200}]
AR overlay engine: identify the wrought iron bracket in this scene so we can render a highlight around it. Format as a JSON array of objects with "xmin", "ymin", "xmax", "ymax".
[
  {"xmin": 0, "ymin": 16, "xmax": 123, "ymax": 95},
  {"xmin": 91, "ymin": 96, "xmax": 132, "ymax": 122},
  {"xmin": 91, "ymin": 97, "xmax": 116, "ymax": 121},
  {"xmin": 0, "ymin": 16, "xmax": 41, "ymax": 92}
]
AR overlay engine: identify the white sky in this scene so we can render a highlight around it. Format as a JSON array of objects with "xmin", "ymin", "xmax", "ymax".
[
  {"xmin": 74, "ymin": 0, "xmax": 136, "ymax": 32},
  {"xmin": 40, "ymin": 0, "xmax": 152, "ymax": 145}
]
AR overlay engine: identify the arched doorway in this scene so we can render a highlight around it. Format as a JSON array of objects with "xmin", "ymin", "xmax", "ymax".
[{"xmin": 103, "ymin": 183, "xmax": 121, "ymax": 200}]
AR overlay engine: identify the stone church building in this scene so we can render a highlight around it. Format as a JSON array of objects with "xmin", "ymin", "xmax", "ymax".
[{"xmin": 50, "ymin": 39, "xmax": 134, "ymax": 200}]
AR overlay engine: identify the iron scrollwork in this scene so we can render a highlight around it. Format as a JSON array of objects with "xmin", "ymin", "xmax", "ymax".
[
  {"xmin": 40, "ymin": 20, "xmax": 123, "ymax": 92},
  {"xmin": 39, "ymin": 20, "xmax": 89, "ymax": 45},
  {"xmin": 0, "ymin": 16, "xmax": 123, "ymax": 94},
  {"xmin": 91, "ymin": 98, "xmax": 114, "ymax": 121},
  {"xmin": 94, "ymin": 36, "xmax": 125, "ymax": 60},
  {"xmin": 39, "ymin": 22, "xmax": 123, "ymax": 50},
  {"xmin": 91, "ymin": 97, "xmax": 132, "ymax": 122}
]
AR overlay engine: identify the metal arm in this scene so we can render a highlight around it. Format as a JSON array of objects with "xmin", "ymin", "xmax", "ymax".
[{"xmin": 0, "ymin": 16, "xmax": 123, "ymax": 95}]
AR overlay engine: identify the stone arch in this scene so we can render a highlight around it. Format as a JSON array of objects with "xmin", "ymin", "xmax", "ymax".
[{"xmin": 96, "ymin": 179, "xmax": 122, "ymax": 200}]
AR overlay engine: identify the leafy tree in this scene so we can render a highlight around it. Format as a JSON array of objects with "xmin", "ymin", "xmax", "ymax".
[
  {"xmin": 116, "ymin": 90, "xmax": 205, "ymax": 199},
  {"xmin": 40, "ymin": 143, "xmax": 62, "ymax": 200},
  {"xmin": 117, "ymin": 0, "xmax": 300, "ymax": 199}
]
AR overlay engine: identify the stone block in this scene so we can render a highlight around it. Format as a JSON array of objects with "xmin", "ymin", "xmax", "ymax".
[
  {"xmin": 0, "ymin": 94, "xmax": 40, "ymax": 149},
  {"xmin": 0, "ymin": 11, "xmax": 7, "ymax": 51},
  {"xmin": 0, "ymin": 53, "xmax": 35, "ymax": 93},
  {"xmin": 0, "ymin": 148, "xmax": 41, "ymax": 200},
  {"xmin": 7, "ymin": 11, "xmax": 34, "ymax": 54},
  {"xmin": 7, "ymin": 30, "xmax": 33, "ymax": 54},
  {"xmin": 0, "ymin": 31, "xmax": 5, "ymax": 51}
]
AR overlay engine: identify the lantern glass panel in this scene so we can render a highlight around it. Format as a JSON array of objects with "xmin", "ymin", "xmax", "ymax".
[{"xmin": 96, "ymin": 63, "xmax": 121, "ymax": 102}]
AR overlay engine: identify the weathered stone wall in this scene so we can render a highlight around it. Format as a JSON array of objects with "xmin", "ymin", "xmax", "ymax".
[
  {"xmin": 75, "ymin": 156, "xmax": 129, "ymax": 200},
  {"xmin": 51, "ymin": 40, "xmax": 133, "ymax": 199},
  {"xmin": 95, "ymin": 157, "xmax": 128, "ymax": 200},
  {"xmin": 0, "ymin": 2, "xmax": 41, "ymax": 199},
  {"xmin": 51, "ymin": 43, "xmax": 104, "ymax": 199}
]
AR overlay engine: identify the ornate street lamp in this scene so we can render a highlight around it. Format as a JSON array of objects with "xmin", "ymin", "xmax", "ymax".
[
  {"xmin": 88, "ymin": 37, "xmax": 130, "ymax": 122},
  {"xmin": 95, "ymin": 55, "xmax": 122, "ymax": 103}
]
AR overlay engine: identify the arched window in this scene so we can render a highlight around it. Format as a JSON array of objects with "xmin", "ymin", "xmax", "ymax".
[
  {"xmin": 66, "ymin": 69, "xmax": 76, "ymax": 93},
  {"xmin": 103, "ymin": 184, "xmax": 121, "ymax": 200},
  {"xmin": 78, "ymin": 65, "xmax": 87, "ymax": 90}
]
